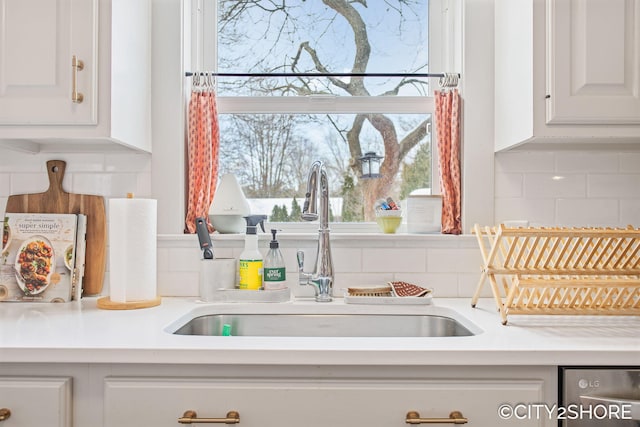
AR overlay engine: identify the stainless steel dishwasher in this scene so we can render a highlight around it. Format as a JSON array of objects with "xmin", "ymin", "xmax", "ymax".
[{"xmin": 560, "ymin": 367, "xmax": 640, "ymax": 426}]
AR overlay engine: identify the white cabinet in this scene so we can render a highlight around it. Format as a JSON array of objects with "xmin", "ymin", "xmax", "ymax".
[
  {"xmin": 0, "ymin": 0, "xmax": 96, "ymax": 126},
  {"xmin": 0, "ymin": 0, "xmax": 151, "ymax": 153},
  {"xmin": 103, "ymin": 366, "xmax": 554, "ymax": 427},
  {"xmin": 104, "ymin": 378, "xmax": 545, "ymax": 427},
  {"xmin": 0, "ymin": 364, "xmax": 556, "ymax": 427},
  {"xmin": 494, "ymin": 0, "xmax": 640, "ymax": 151},
  {"xmin": 547, "ymin": 0, "xmax": 640, "ymax": 124},
  {"xmin": 0, "ymin": 376, "xmax": 72, "ymax": 427}
]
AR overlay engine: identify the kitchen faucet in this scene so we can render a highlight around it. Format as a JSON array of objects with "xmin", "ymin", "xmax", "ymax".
[{"xmin": 297, "ymin": 160, "xmax": 334, "ymax": 302}]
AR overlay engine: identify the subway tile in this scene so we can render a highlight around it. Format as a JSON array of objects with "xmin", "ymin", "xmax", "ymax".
[
  {"xmin": 0, "ymin": 152, "xmax": 45, "ymax": 172},
  {"xmin": 168, "ymin": 247, "xmax": 202, "ymax": 272},
  {"xmin": 136, "ymin": 173, "xmax": 153, "ymax": 198},
  {"xmin": 362, "ymin": 248, "xmax": 426, "ymax": 273},
  {"xmin": 0, "ymin": 174, "xmax": 10, "ymax": 196},
  {"xmin": 10, "ymin": 172, "xmax": 51, "ymax": 194},
  {"xmin": 494, "ymin": 172, "xmax": 524, "ymax": 198},
  {"xmin": 422, "ymin": 273, "xmax": 459, "ymax": 297},
  {"xmin": 157, "ymin": 247, "xmax": 170, "ymax": 273},
  {"xmin": 556, "ymin": 199, "xmax": 619, "ymax": 227},
  {"xmin": 620, "ymin": 199, "xmax": 640, "ymax": 227},
  {"xmin": 331, "ymin": 248, "xmax": 362, "ymax": 273},
  {"xmin": 555, "ymin": 151, "xmax": 618, "ymax": 172},
  {"xmin": 105, "ymin": 153, "xmax": 152, "ymax": 172},
  {"xmin": 48, "ymin": 153, "xmax": 105, "ymax": 172},
  {"xmin": 457, "ymin": 273, "xmax": 489, "ymax": 299},
  {"xmin": 70, "ymin": 173, "xmax": 140, "ymax": 198},
  {"xmin": 427, "ymin": 248, "xmax": 482, "ymax": 273},
  {"xmin": 588, "ymin": 174, "xmax": 640, "ymax": 198},
  {"xmin": 495, "ymin": 151, "xmax": 555, "ymax": 173},
  {"xmin": 524, "ymin": 173, "xmax": 586, "ymax": 198},
  {"xmin": 212, "ymin": 248, "xmax": 235, "ymax": 260},
  {"xmin": 619, "ymin": 152, "xmax": 640, "ymax": 172},
  {"xmin": 157, "ymin": 271, "xmax": 199, "ymax": 296},
  {"xmin": 494, "ymin": 198, "xmax": 556, "ymax": 226},
  {"xmin": 395, "ymin": 237, "xmax": 462, "ymax": 248}
]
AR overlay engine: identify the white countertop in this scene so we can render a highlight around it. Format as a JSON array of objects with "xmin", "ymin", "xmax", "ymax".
[{"xmin": 0, "ymin": 297, "xmax": 638, "ymax": 366}]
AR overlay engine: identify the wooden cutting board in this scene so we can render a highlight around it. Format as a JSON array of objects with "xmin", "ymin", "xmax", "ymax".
[{"xmin": 5, "ymin": 160, "xmax": 106, "ymax": 296}]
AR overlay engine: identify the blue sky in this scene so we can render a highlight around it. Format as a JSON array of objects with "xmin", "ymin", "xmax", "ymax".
[{"xmin": 218, "ymin": 0, "xmax": 429, "ymax": 96}]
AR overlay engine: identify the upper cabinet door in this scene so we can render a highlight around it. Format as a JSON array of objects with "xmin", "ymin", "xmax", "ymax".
[
  {"xmin": 547, "ymin": 0, "xmax": 640, "ymax": 124},
  {"xmin": 0, "ymin": 0, "xmax": 97, "ymax": 125}
]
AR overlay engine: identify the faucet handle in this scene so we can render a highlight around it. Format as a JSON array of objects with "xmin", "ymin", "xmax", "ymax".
[
  {"xmin": 297, "ymin": 250, "xmax": 312, "ymax": 287},
  {"xmin": 296, "ymin": 250, "xmax": 305, "ymax": 272}
]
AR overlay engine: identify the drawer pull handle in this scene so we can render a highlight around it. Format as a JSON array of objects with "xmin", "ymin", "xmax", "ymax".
[
  {"xmin": 406, "ymin": 410, "xmax": 468, "ymax": 424},
  {"xmin": 0, "ymin": 408, "xmax": 11, "ymax": 422},
  {"xmin": 72, "ymin": 55, "xmax": 84, "ymax": 103},
  {"xmin": 178, "ymin": 410, "xmax": 240, "ymax": 424}
]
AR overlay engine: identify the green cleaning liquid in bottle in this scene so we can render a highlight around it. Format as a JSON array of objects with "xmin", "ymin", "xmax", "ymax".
[{"xmin": 238, "ymin": 215, "xmax": 267, "ymax": 290}]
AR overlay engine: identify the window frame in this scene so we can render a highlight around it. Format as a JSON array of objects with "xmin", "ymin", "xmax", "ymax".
[{"xmin": 191, "ymin": 0, "xmax": 449, "ymax": 233}]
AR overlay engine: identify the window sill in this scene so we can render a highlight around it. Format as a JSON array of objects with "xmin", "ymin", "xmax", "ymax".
[{"xmin": 158, "ymin": 231, "xmax": 477, "ymax": 249}]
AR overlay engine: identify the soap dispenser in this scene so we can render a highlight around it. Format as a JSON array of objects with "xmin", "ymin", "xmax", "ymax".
[
  {"xmin": 238, "ymin": 215, "xmax": 267, "ymax": 290},
  {"xmin": 264, "ymin": 229, "xmax": 286, "ymax": 290}
]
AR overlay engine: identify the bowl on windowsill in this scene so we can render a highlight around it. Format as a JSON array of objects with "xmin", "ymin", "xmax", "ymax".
[{"xmin": 375, "ymin": 209, "xmax": 402, "ymax": 234}]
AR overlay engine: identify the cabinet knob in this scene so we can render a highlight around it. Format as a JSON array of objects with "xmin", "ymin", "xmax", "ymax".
[
  {"xmin": 406, "ymin": 410, "xmax": 468, "ymax": 424},
  {"xmin": 178, "ymin": 410, "xmax": 240, "ymax": 424},
  {"xmin": 72, "ymin": 55, "xmax": 84, "ymax": 103},
  {"xmin": 0, "ymin": 408, "xmax": 11, "ymax": 422}
]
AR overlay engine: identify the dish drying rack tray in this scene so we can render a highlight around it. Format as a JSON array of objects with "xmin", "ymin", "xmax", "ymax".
[{"xmin": 471, "ymin": 224, "xmax": 640, "ymax": 324}]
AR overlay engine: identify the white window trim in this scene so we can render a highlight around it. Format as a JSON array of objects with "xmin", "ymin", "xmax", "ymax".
[{"xmin": 190, "ymin": 0, "xmax": 457, "ymax": 234}]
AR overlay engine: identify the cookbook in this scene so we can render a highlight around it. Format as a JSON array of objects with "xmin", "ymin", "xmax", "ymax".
[{"xmin": 1, "ymin": 213, "xmax": 86, "ymax": 302}]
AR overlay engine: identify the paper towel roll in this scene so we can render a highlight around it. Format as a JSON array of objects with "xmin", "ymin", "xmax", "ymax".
[{"xmin": 108, "ymin": 198, "xmax": 157, "ymax": 302}]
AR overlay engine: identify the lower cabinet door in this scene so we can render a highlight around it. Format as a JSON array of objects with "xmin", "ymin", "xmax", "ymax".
[
  {"xmin": 104, "ymin": 377, "xmax": 547, "ymax": 427},
  {"xmin": 0, "ymin": 376, "xmax": 72, "ymax": 427}
]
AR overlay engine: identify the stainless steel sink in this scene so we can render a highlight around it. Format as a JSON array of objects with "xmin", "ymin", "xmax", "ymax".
[{"xmin": 171, "ymin": 313, "xmax": 476, "ymax": 337}]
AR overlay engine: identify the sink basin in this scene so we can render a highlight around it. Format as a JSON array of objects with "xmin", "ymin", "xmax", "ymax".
[{"xmin": 171, "ymin": 312, "xmax": 476, "ymax": 337}]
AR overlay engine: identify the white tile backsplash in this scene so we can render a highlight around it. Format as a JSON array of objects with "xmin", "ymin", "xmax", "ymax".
[
  {"xmin": 494, "ymin": 197, "xmax": 556, "ymax": 226},
  {"xmin": 556, "ymin": 198, "xmax": 620, "ymax": 226},
  {"xmin": 1, "ymin": 148, "xmax": 638, "ymax": 300},
  {"xmin": 554, "ymin": 151, "xmax": 619, "ymax": 172},
  {"xmin": 10, "ymin": 172, "xmax": 51, "ymax": 194},
  {"xmin": 156, "ymin": 235, "xmax": 482, "ymax": 298},
  {"xmin": 362, "ymin": 248, "xmax": 427, "ymax": 273},
  {"xmin": 620, "ymin": 199, "xmax": 640, "ymax": 225},
  {"xmin": 494, "ymin": 172, "xmax": 523, "ymax": 198},
  {"xmin": 619, "ymin": 152, "xmax": 640, "ymax": 172},
  {"xmin": 495, "ymin": 150, "xmax": 640, "ymax": 227},
  {"xmin": 524, "ymin": 173, "xmax": 586, "ymax": 198},
  {"xmin": 588, "ymin": 174, "xmax": 640, "ymax": 198},
  {"xmin": 495, "ymin": 151, "xmax": 555, "ymax": 172}
]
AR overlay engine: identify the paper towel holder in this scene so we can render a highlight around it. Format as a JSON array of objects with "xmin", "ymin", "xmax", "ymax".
[{"xmin": 98, "ymin": 194, "xmax": 161, "ymax": 310}]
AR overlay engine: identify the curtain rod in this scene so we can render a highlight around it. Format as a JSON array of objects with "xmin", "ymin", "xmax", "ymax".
[{"xmin": 185, "ymin": 72, "xmax": 460, "ymax": 78}]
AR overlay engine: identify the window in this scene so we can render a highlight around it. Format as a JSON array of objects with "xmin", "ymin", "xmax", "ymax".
[{"xmin": 195, "ymin": 0, "xmax": 444, "ymax": 228}]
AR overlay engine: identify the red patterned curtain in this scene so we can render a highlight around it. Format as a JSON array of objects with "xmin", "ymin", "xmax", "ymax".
[
  {"xmin": 434, "ymin": 89, "xmax": 462, "ymax": 235},
  {"xmin": 185, "ymin": 75, "xmax": 220, "ymax": 233}
]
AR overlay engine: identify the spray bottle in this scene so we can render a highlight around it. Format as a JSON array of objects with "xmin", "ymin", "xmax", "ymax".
[
  {"xmin": 238, "ymin": 215, "xmax": 267, "ymax": 290},
  {"xmin": 263, "ymin": 229, "xmax": 286, "ymax": 290}
]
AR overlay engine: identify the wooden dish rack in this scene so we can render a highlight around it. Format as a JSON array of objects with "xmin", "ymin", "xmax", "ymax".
[{"xmin": 471, "ymin": 224, "xmax": 640, "ymax": 324}]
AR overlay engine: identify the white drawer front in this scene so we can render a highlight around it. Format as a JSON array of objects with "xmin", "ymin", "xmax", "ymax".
[
  {"xmin": 104, "ymin": 377, "xmax": 547, "ymax": 427},
  {"xmin": 0, "ymin": 376, "xmax": 72, "ymax": 427}
]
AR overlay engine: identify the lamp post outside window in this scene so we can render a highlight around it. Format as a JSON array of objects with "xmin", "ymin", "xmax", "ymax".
[{"xmin": 359, "ymin": 151, "xmax": 383, "ymax": 179}]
